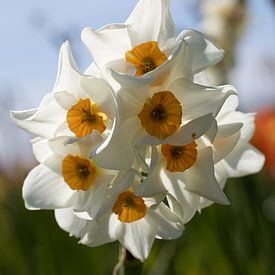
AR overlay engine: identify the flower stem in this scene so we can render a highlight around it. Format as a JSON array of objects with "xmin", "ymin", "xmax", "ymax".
[
  {"xmin": 124, "ymin": 250, "xmax": 143, "ymax": 275},
  {"xmin": 113, "ymin": 245, "xmax": 126, "ymax": 275},
  {"xmin": 112, "ymin": 245, "xmax": 143, "ymax": 275}
]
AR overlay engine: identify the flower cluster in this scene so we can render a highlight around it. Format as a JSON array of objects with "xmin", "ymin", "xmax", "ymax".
[{"xmin": 11, "ymin": 0, "xmax": 264, "ymax": 261}]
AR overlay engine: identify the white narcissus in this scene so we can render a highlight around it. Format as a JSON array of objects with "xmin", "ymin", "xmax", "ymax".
[
  {"xmin": 143, "ymin": 95, "xmax": 265, "ymax": 224},
  {"xmin": 55, "ymin": 169, "xmax": 184, "ymax": 262},
  {"xmin": 23, "ymin": 135, "xmax": 116, "ymax": 217},
  {"xmin": 199, "ymin": 95, "xmax": 265, "ymax": 208},
  {"xmin": 81, "ymin": 0, "xmax": 224, "ymax": 88},
  {"xmin": 10, "ymin": 42, "xmax": 116, "ymax": 141},
  {"xmin": 93, "ymin": 72, "xmax": 236, "ymax": 171},
  {"xmin": 9, "ymin": 0, "xmax": 265, "ymax": 263}
]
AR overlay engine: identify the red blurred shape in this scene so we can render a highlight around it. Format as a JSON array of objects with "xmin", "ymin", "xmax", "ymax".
[{"xmin": 251, "ymin": 108, "xmax": 275, "ymax": 177}]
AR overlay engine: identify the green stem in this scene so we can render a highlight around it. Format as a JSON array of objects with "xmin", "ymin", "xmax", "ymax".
[
  {"xmin": 124, "ymin": 250, "xmax": 143, "ymax": 275},
  {"xmin": 112, "ymin": 245, "xmax": 143, "ymax": 275},
  {"xmin": 112, "ymin": 245, "xmax": 126, "ymax": 275}
]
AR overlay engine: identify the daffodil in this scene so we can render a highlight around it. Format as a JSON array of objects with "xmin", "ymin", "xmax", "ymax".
[
  {"xmin": 139, "ymin": 95, "xmax": 264, "ymax": 223},
  {"xmin": 81, "ymin": 0, "xmax": 224, "ymax": 87},
  {"xmin": 199, "ymin": 95, "xmax": 265, "ymax": 208},
  {"xmin": 92, "ymin": 68, "xmax": 236, "ymax": 170},
  {"xmin": 23, "ymin": 135, "xmax": 116, "ymax": 215},
  {"xmin": 10, "ymin": 42, "xmax": 116, "ymax": 140},
  {"xmin": 55, "ymin": 169, "xmax": 183, "ymax": 261}
]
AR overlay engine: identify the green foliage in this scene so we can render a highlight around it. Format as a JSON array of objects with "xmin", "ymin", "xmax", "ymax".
[{"xmin": 1, "ymin": 172, "xmax": 275, "ymax": 275}]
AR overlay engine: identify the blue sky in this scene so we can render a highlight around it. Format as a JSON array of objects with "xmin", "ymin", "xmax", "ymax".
[
  {"xmin": 0, "ymin": 0, "xmax": 199, "ymax": 109},
  {"xmin": 0, "ymin": 0, "xmax": 274, "ymax": 168}
]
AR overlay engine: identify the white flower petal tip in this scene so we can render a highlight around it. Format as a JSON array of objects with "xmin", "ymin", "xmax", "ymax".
[
  {"xmin": 126, "ymin": 0, "xmax": 176, "ymax": 48},
  {"xmin": 22, "ymin": 164, "xmax": 76, "ymax": 210},
  {"xmin": 216, "ymin": 123, "xmax": 243, "ymax": 139},
  {"xmin": 10, "ymin": 109, "xmax": 36, "ymax": 131},
  {"xmin": 109, "ymin": 68, "xmax": 153, "ymax": 88},
  {"xmin": 225, "ymin": 141, "xmax": 265, "ymax": 177},
  {"xmin": 81, "ymin": 25, "xmax": 131, "ymax": 68},
  {"xmin": 177, "ymin": 29, "xmax": 225, "ymax": 73},
  {"xmin": 140, "ymin": 113, "xmax": 214, "ymax": 146},
  {"xmin": 183, "ymin": 147, "xmax": 230, "ymax": 205}
]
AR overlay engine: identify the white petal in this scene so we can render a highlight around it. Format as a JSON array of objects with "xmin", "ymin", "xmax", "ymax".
[
  {"xmin": 217, "ymin": 94, "xmax": 239, "ymax": 116},
  {"xmin": 10, "ymin": 94, "xmax": 65, "ymax": 138},
  {"xmin": 219, "ymin": 111, "xmax": 255, "ymax": 141},
  {"xmin": 110, "ymin": 40, "xmax": 193, "ymax": 90},
  {"xmin": 136, "ymin": 147, "xmax": 166, "ymax": 197},
  {"xmin": 23, "ymin": 164, "xmax": 76, "ymax": 209},
  {"xmin": 126, "ymin": 0, "xmax": 176, "ymax": 49},
  {"xmin": 205, "ymin": 119, "xmax": 218, "ymax": 143},
  {"xmin": 85, "ymin": 62, "xmax": 102, "ymax": 77},
  {"xmin": 80, "ymin": 77, "xmax": 115, "ymax": 114},
  {"xmin": 118, "ymin": 218, "xmax": 156, "ymax": 261},
  {"xmin": 169, "ymin": 78, "xmax": 237, "ymax": 121},
  {"xmin": 160, "ymin": 171, "xmax": 200, "ymax": 223},
  {"xmin": 216, "ymin": 123, "xmax": 243, "ymax": 139},
  {"xmin": 109, "ymin": 67, "xmax": 154, "ymax": 88},
  {"xmin": 31, "ymin": 137, "xmax": 52, "ymax": 163},
  {"xmin": 49, "ymin": 137, "xmax": 79, "ymax": 156},
  {"xmin": 91, "ymin": 117, "xmax": 139, "ymax": 170},
  {"xmin": 53, "ymin": 91, "xmax": 77, "ymax": 110},
  {"xmin": 177, "ymin": 30, "xmax": 224, "ymax": 73},
  {"xmin": 141, "ymin": 114, "xmax": 214, "ymax": 146},
  {"xmin": 95, "ymin": 170, "xmax": 136, "ymax": 219},
  {"xmin": 114, "ymin": 85, "xmax": 150, "ymax": 121},
  {"xmin": 213, "ymin": 131, "xmax": 240, "ymax": 163},
  {"xmin": 199, "ymin": 161, "xmax": 229, "ymax": 209},
  {"xmin": 80, "ymin": 215, "xmax": 117, "ymax": 247},
  {"xmin": 223, "ymin": 140, "xmax": 265, "ymax": 177},
  {"xmin": 79, "ymin": 175, "xmax": 114, "ymax": 219},
  {"xmin": 42, "ymin": 154, "xmax": 64, "ymax": 174},
  {"xmin": 150, "ymin": 203, "xmax": 184, "ymax": 240},
  {"xmin": 81, "ymin": 25, "xmax": 131, "ymax": 68},
  {"xmin": 193, "ymin": 70, "xmax": 211, "ymax": 86},
  {"xmin": 53, "ymin": 41, "xmax": 85, "ymax": 94},
  {"xmin": 183, "ymin": 147, "xmax": 229, "ymax": 204},
  {"xmin": 55, "ymin": 208, "xmax": 88, "ymax": 238}
]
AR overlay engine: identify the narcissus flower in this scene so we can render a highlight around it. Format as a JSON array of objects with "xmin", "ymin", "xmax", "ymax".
[
  {"xmin": 10, "ymin": 42, "xmax": 116, "ymax": 140},
  {"xmin": 134, "ymin": 95, "xmax": 264, "ymax": 223},
  {"xmin": 23, "ymin": 135, "xmax": 115, "ymax": 216},
  {"xmin": 10, "ymin": 0, "xmax": 265, "ymax": 264},
  {"xmin": 55, "ymin": 170, "xmax": 183, "ymax": 261},
  {"xmin": 93, "ymin": 70, "xmax": 236, "ymax": 170},
  {"xmin": 81, "ymin": 0, "xmax": 225, "ymax": 88}
]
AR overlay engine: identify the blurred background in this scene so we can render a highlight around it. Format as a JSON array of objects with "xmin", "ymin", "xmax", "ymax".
[{"xmin": 0, "ymin": 0, "xmax": 275, "ymax": 274}]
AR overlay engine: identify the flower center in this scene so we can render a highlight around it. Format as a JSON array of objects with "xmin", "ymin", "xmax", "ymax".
[
  {"xmin": 150, "ymin": 104, "xmax": 167, "ymax": 121},
  {"xmin": 161, "ymin": 141, "xmax": 198, "ymax": 172},
  {"xmin": 112, "ymin": 191, "xmax": 147, "ymax": 223},
  {"xmin": 125, "ymin": 41, "xmax": 167, "ymax": 76},
  {"xmin": 138, "ymin": 91, "xmax": 182, "ymax": 140},
  {"xmin": 62, "ymin": 154, "xmax": 97, "ymax": 191},
  {"xmin": 66, "ymin": 98, "xmax": 107, "ymax": 138},
  {"xmin": 142, "ymin": 57, "xmax": 156, "ymax": 73}
]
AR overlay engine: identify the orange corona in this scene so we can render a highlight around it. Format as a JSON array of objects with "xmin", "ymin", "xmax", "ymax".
[
  {"xmin": 112, "ymin": 191, "xmax": 147, "ymax": 223},
  {"xmin": 138, "ymin": 91, "xmax": 182, "ymax": 139},
  {"xmin": 66, "ymin": 98, "xmax": 107, "ymax": 138},
  {"xmin": 125, "ymin": 41, "xmax": 167, "ymax": 76},
  {"xmin": 161, "ymin": 141, "xmax": 198, "ymax": 172},
  {"xmin": 62, "ymin": 154, "xmax": 97, "ymax": 191}
]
